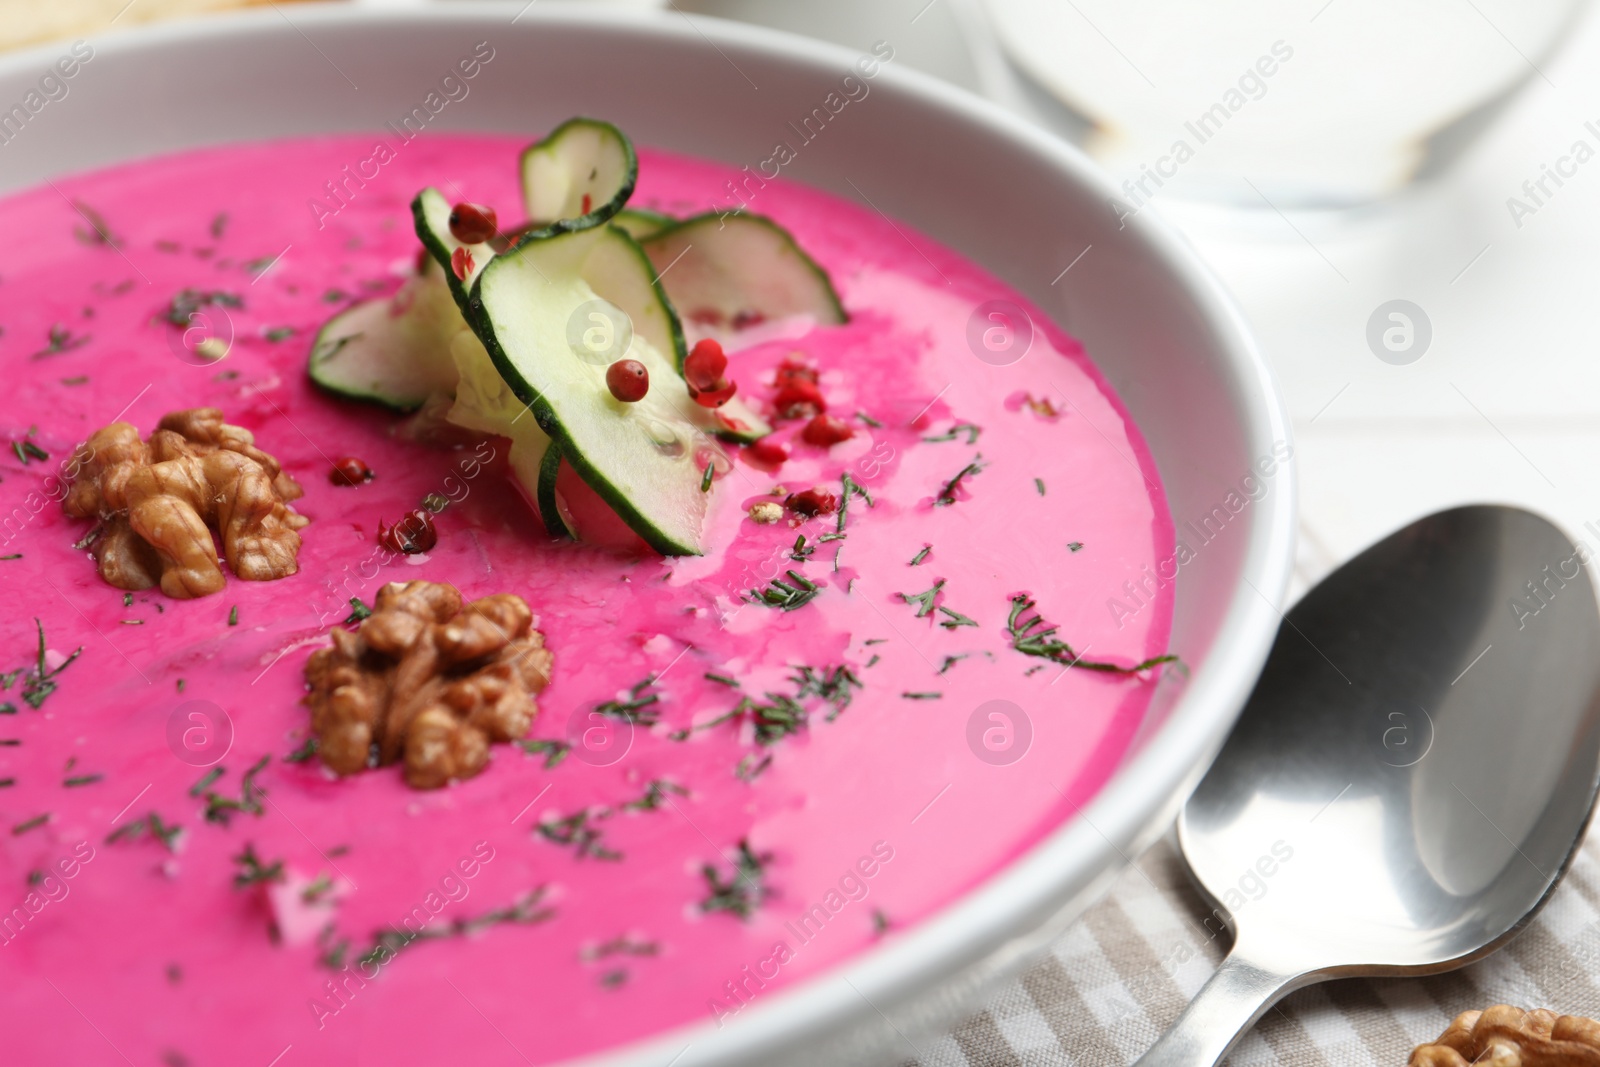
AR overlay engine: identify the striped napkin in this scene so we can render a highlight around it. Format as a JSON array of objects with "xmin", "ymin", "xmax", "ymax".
[{"xmin": 923, "ymin": 825, "xmax": 1600, "ymax": 1066}]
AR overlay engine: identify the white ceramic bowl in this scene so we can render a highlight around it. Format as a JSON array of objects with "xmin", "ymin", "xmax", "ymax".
[{"xmin": 0, "ymin": 7, "xmax": 1294, "ymax": 1064}]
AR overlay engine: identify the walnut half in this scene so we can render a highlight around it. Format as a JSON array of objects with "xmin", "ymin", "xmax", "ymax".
[
  {"xmin": 63, "ymin": 408, "xmax": 308, "ymax": 599},
  {"xmin": 1411, "ymin": 1006, "xmax": 1600, "ymax": 1066},
  {"xmin": 303, "ymin": 580, "xmax": 553, "ymax": 789}
]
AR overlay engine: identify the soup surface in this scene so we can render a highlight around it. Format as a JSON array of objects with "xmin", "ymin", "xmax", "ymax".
[{"xmin": 0, "ymin": 134, "xmax": 1174, "ymax": 1065}]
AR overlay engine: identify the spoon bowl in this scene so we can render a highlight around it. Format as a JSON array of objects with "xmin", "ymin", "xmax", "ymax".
[{"xmin": 1138, "ymin": 505, "xmax": 1600, "ymax": 1066}]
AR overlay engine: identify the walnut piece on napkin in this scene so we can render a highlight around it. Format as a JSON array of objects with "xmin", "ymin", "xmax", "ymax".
[
  {"xmin": 1410, "ymin": 1005, "xmax": 1600, "ymax": 1066},
  {"xmin": 64, "ymin": 407, "xmax": 308, "ymax": 599},
  {"xmin": 303, "ymin": 580, "xmax": 554, "ymax": 789}
]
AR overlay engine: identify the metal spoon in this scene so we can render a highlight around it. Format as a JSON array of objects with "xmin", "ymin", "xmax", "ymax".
[{"xmin": 1136, "ymin": 504, "xmax": 1600, "ymax": 1066}]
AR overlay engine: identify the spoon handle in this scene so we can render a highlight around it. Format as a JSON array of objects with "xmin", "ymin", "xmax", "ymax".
[{"xmin": 1131, "ymin": 949, "xmax": 1306, "ymax": 1067}]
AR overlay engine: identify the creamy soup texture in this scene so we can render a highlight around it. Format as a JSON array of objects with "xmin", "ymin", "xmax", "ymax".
[{"xmin": 0, "ymin": 134, "xmax": 1174, "ymax": 1065}]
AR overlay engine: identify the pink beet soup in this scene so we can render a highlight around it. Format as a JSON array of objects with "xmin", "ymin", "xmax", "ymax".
[{"xmin": 0, "ymin": 133, "xmax": 1175, "ymax": 1066}]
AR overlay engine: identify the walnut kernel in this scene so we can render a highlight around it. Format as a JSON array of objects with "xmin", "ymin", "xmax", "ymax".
[
  {"xmin": 64, "ymin": 408, "xmax": 307, "ymax": 599},
  {"xmin": 303, "ymin": 580, "xmax": 553, "ymax": 789},
  {"xmin": 1411, "ymin": 1006, "xmax": 1600, "ymax": 1067}
]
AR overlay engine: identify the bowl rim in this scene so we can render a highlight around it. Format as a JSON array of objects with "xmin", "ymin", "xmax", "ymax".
[{"xmin": 0, "ymin": 6, "xmax": 1296, "ymax": 1063}]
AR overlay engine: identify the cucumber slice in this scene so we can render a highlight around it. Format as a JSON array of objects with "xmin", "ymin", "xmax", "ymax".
[
  {"xmin": 610, "ymin": 208, "xmax": 674, "ymax": 241},
  {"xmin": 642, "ymin": 213, "xmax": 848, "ymax": 330},
  {"xmin": 521, "ymin": 118, "xmax": 638, "ymax": 228},
  {"xmin": 466, "ymin": 223, "xmax": 719, "ymax": 557},
  {"xmin": 581, "ymin": 225, "xmax": 686, "ymax": 368},
  {"xmin": 530, "ymin": 436, "xmax": 571, "ymax": 540},
  {"xmin": 306, "ymin": 259, "xmax": 463, "ymax": 411},
  {"xmin": 583, "ymin": 226, "xmax": 772, "ymax": 446}
]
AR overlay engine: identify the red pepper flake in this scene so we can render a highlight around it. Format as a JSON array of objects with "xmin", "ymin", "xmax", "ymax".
[
  {"xmin": 450, "ymin": 246, "xmax": 474, "ymax": 281},
  {"xmin": 378, "ymin": 509, "xmax": 438, "ymax": 555},
  {"xmin": 731, "ymin": 310, "xmax": 766, "ymax": 330},
  {"xmin": 785, "ymin": 487, "xmax": 838, "ymax": 517},
  {"xmin": 685, "ymin": 338, "xmax": 736, "ymax": 408},
  {"xmin": 581, "ymin": 193, "xmax": 593, "ymax": 215},
  {"xmin": 801, "ymin": 414, "xmax": 854, "ymax": 447},
  {"xmin": 691, "ymin": 379, "xmax": 737, "ymax": 409},
  {"xmin": 772, "ymin": 381, "xmax": 824, "ymax": 419},
  {"xmin": 773, "ymin": 356, "xmax": 818, "ymax": 387},
  {"xmin": 448, "ymin": 202, "xmax": 498, "ymax": 244},
  {"xmin": 414, "ymin": 247, "xmax": 431, "ymax": 274},
  {"xmin": 329, "ymin": 457, "xmax": 373, "ymax": 487},
  {"xmin": 685, "ymin": 339, "xmax": 728, "ymax": 392},
  {"xmin": 744, "ymin": 438, "xmax": 788, "ymax": 468}
]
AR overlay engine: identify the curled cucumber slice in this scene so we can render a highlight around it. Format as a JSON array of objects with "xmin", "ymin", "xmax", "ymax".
[
  {"xmin": 520, "ymin": 117, "xmax": 638, "ymax": 229},
  {"xmin": 642, "ymin": 212, "xmax": 848, "ymax": 331},
  {"xmin": 306, "ymin": 258, "xmax": 462, "ymax": 411},
  {"xmin": 467, "ymin": 221, "xmax": 719, "ymax": 556}
]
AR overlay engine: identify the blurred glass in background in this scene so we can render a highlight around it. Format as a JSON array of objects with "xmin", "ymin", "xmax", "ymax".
[{"xmin": 677, "ymin": 0, "xmax": 1590, "ymax": 210}]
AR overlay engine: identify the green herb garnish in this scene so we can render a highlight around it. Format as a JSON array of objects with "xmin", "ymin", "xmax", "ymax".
[
  {"xmin": 620, "ymin": 779, "xmax": 687, "ymax": 812},
  {"xmin": 704, "ymin": 672, "xmax": 740, "ymax": 688},
  {"xmin": 107, "ymin": 812, "xmax": 182, "ymax": 852},
  {"xmin": 924, "ymin": 422, "xmax": 980, "ymax": 445},
  {"xmin": 938, "ymin": 655, "xmax": 967, "ymax": 674},
  {"xmin": 937, "ymin": 606, "xmax": 979, "ymax": 630},
  {"xmin": 31, "ymin": 322, "xmax": 91, "ymax": 357},
  {"xmin": 750, "ymin": 571, "xmax": 820, "ymax": 611},
  {"xmin": 343, "ymin": 597, "xmax": 373, "ymax": 624},
  {"xmin": 63, "ymin": 773, "xmax": 102, "ymax": 788},
  {"xmin": 791, "ymin": 664, "xmax": 863, "ymax": 721},
  {"xmin": 1035, "ymin": 478, "xmax": 1046, "ymax": 496},
  {"xmin": 301, "ymin": 873, "xmax": 336, "ymax": 904},
  {"xmin": 12, "ymin": 813, "xmax": 49, "ymax": 835},
  {"xmin": 231, "ymin": 842, "xmax": 286, "ymax": 888},
  {"xmin": 228, "ymin": 605, "xmax": 238, "ymax": 627},
  {"xmin": 935, "ymin": 455, "xmax": 986, "ymax": 506},
  {"xmin": 341, "ymin": 888, "xmax": 553, "ymax": 970},
  {"xmin": 72, "ymin": 201, "xmax": 119, "ymax": 246},
  {"xmin": 699, "ymin": 840, "xmax": 770, "ymax": 920},
  {"xmin": 122, "ymin": 594, "xmax": 133, "ymax": 607},
  {"xmin": 909, "ymin": 544, "xmax": 931, "ymax": 566},
  {"xmin": 262, "ymin": 327, "xmax": 296, "ymax": 342},
  {"xmin": 159, "ymin": 289, "xmax": 241, "ymax": 328},
  {"xmin": 516, "ymin": 739, "xmax": 570, "ymax": 769},
  {"xmin": 17, "ymin": 618, "xmax": 84, "ymax": 710},
  {"xmin": 1006, "ymin": 593, "xmax": 1179, "ymax": 674},
  {"xmin": 189, "ymin": 767, "xmax": 223, "ymax": 797},
  {"xmin": 735, "ymin": 753, "xmax": 772, "ymax": 781},
  {"xmin": 902, "ymin": 691, "xmax": 942, "ymax": 700},
  {"xmin": 0, "ymin": 555, "xmax": 19, "ymax": 562},
  {"xmin": 203, "ymin": 754, "xmax": 270, "ymax": 825},
  {"xmin": 837, "ymin": 472, "xmax": 873, "ymax": 536},
  {"xmin": 284, "ymin": 737, "xmax": 319, "ymax": 763},
  {"xmin": 856, "ymin": 410, "xmax": 883, "ymax": 428},
  {"xmin": 700, "ymin": 461, "xmax": 714, "ymax": 493},
  {"xmin": 536, "ymin": 810, "xmax": 622, "ymax": 861},
  {"xmin": 1068, "ymin": 541, "xmax": 1083, "ymax": 552},
  {"xmin": 898, "ymin": 579, "xmax": 944, "ymax": 618},
  {"xmin": 12, "ymin": 440, "xmax": 48, "ymax": 464},
  {"xmin": 595, "ymin": 678, "xmax": 661, "ymax": 725}
]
